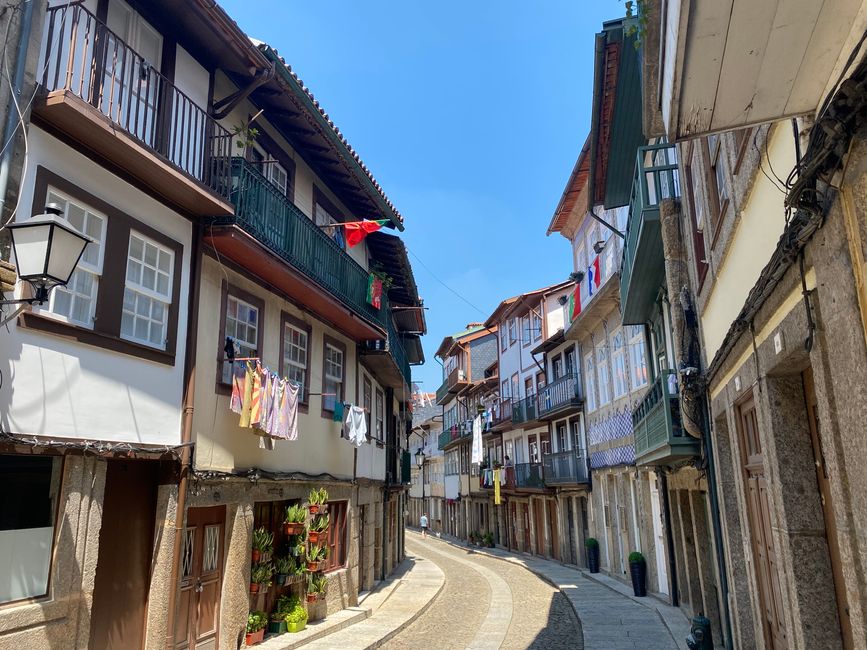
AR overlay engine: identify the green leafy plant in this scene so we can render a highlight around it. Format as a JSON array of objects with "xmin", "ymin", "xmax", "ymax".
[
  {"xmin": 232, "ymin": 122, "xmax": 259, "ymax": 150},
  {"xmin": 622, "ymin": 0, "xmax": 648, "ymax": 47},
  {"xmin": 251, "ymin": 561, "xmax": 274, "ymax": 586},
  {"xmin": 308, "ymin": 487, "xmax": 329, "ymax": 506},
  {"xmin": 275, "ymin": 556, "xmax": 294, "ymax": 574},
  {"xmin": 252, "ymin": 527, "xmax": 274, "ymax": 553},
  {"xmin": 275, "ymin": 594, "xmax": 300, "ymax": 617},
  {"xmin": 306, "ymin": 545, "xmax": 326, "ymax": 563},
  {"xmin": 628, "ymin": 551, "xmax": 645, "ymax": 564},
  {"xmin": 246, "ymin": 611, "xmax": 267, "ymax": 633},
  {"xmin": 311, "ymin": 514, "xmax": 330, "ymax": 532},
  {"xmin": 285, "ymin": 504, "xmax": 307, "ymax": 524},
  {"xmin": 290, "ymin": 539, "xmax": 306, "ymax": 557},
  {"xmin": 585, "ymin": 537, "xmax": 599, "ymax": 549},
  {"xmin": 285, "ymin": 603, "xmax": 309, "ymax": 625},
  {"xmin": 482, "ymin": 532, "xmax": 494, "ymax": 547},
  {"xmin": 307, "ymin": 573, "xmax": 328, "ymax": 595}
]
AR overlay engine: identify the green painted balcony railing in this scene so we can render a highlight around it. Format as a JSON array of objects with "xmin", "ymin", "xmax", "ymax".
[
  {"xmin": 218, "ymin": 157, "xmax": 388, "ymax": 331},
  {"xmin": 511, "ymin": 395, "xmax": 538, "ymax": 425},
  {"xmin": 438, "ymin": 423, "xmax": 471, "ymax": 450},
  {"xmin": 401, "ymin": 450, "xmax": 411, "ymax": 484},
  {"xmin": 632, "ymin": 369, "xmax": 699, "ymax": 465},
  {"xmin": 620, "ymin": 143, "xmax": 680, "ymax": 324},
  {"xmin": 387, "ymin": 317, "xmax": 412, "ymax": 387}
]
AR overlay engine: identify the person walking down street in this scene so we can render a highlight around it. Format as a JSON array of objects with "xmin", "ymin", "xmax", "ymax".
[{"xmin": 420, "ymin": 512, "xmax": 429, "ymax": 538}]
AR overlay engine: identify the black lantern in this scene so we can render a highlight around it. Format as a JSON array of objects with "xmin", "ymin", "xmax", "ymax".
[
  {"xmin": 4, "ymin": 204, "xmax": 91, "ymax": 305},
  {"xmin": 415, "ymin": 447, "xmax": 426, "ymax": 468}
]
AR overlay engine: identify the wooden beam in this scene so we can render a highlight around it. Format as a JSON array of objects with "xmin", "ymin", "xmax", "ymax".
[
  {"xmin": 284, "ymin": 124, "xmax": 317, "ymax": 137},
  {"xmin": 270, "ymin": 108, "xmax": 302, "ymax": 118}
]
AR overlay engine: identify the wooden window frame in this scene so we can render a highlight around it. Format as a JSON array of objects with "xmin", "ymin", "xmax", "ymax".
[
  {"xmin": 278, "ymin": 311, "xmax": 312, "ymax": 412},
  {"xmin": 362, "ymin": 374, "xmax": 373, "ymax": 442},
  {"xmin": 19, "ymin": 166, "xmax": 183, "ymax": 366},
  {"xmin": 375, "ymin": 388, "xmax": 385, "ymax": 448},
  {"xmin": 521, "ymin": 315, "xmax": 531, "ymax": 347},
  {"xmin": 254, "ymin": 127, "xmax": 297, "ymax": 202},
  {"xmin": 532, "ymin": 309, "xmax": 543, "ymax": 341},
  {"xmin": 216, "ymin": 282, "xmax": 265, "ymax": 393},
  {"xmin": 323, "ymin": 500, "xmax": 348, "ymax": 573},
  {"xmin": 683, "ymin": 142, "xmax": 710, "ymax": 289},
  {"xmin": 702, "ymin": 136, "xmax": 728, "ymax": 244},
  {"xmin": 732, "ymin": 127, "xmax": 753, "ymax": 176},
  {"xmin": 321, "ymin": 334, "xmax": 347, "ymax": 418}
]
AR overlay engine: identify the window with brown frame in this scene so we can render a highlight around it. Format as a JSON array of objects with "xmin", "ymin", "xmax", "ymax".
[
  {"xmin": 375, "ymin": 388, "xmax": 385, "ymax": 447},
  {"xmin": 532, "ymin": 309, "xmax": 543, "ymax": 341},
  {"xmin": 684, "ymin": 150, "xmax": 710, "ymax": 288},
  {"xmin": 321, "ymin": 335, "xmax": 346, "ymax": 417},
  {"xmin": 19, "ymin": 167, "xmax": 184, "ymax": 365},
  {"xmin": 703, "ymin": 135, "xmax": 729, "ymax": 237},
  {"xmin": 363, "ymin": 375, "xmax": 373, "ymax": 441},
  {"xmin": 732, "ymin": 128, "xmax": 753, "ymax": 175},
  {"xmin": 324, "ymin": 501, "xmax": 348, "ymax": 572},
  {"xmin": 218, "ymin": 282, "xmax": 265, "ymax": 389},
  {"xmin": 279, "ymin": 312, "xmax": 311, "ymax": 408}
]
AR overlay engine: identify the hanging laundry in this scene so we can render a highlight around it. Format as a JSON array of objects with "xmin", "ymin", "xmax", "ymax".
[
  {"xmin": 249, "ymin": 364, "xmax": 265, "ymax": 427},
  {"xmin": 345, "ymin": 405, "xmax": 367, "ymax": 447},
  {"xmin": 333, "ymin": 401, "xmax": 345, "ymax": 423},
  {"xmin": 494, "ymin": 469, "xmax": 501, "ymax": 505},
  {"xmin": 239, "ymin": 363, "xmax": 254, "ymax": 427},
  {"xmin": 471, "ymin": 415, "xmax": 483, "ymax": 464},
  {"xmin": 230, "ymin": 363, "xmax": 246, "ymax": 414},
  {"xmin": 275, "ymin": 379, "xmax": 300, "ymax": 441}
]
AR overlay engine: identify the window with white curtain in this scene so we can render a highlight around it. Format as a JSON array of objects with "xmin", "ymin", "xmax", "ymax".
[
  {"xmin": 611, "ymin": 329, "xmax": 628, "ymax": 398},
  {"xmin": 596, "ymin": 339, "xmax": 610, "ymax": 406},
  {"xmin": 628, "ymin": 325, "xmax": 649, "ymax": 390}
]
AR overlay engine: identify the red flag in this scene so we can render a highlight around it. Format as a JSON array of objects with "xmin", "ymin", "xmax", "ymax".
[
  {"xmin": 592, "ymin": 255, "xmax": 601, "ymax": 289},
  {"xmin": 569, "ymin": 285, "xmax": 581, "ymax": 321},
  {"xmin": 345, "ymin": 219, "xmax": 389, "ymax": 248}
]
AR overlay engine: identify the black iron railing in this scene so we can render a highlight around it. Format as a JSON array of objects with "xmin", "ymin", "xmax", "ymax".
[
  {"xmin": 41, "ymin": 4, "xmax": 232, "ymax": 197},
  {"xmin": 537, "ymin": 373, "xmax": 582, "ymax": 416},
  {"xmin": 514, "ymin": 462, "xmax": 545, "ymax": 489},
  {"xmin": 512, "ymin": 395, "xmax": 538, "ymax": 424},
  {"xmin": 542, "ymin": 450, "xmax": 589, "ymax": 485}
]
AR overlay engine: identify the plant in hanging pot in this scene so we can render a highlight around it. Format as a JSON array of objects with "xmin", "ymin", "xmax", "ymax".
[
  {"xmin": 308, "ymin": 513, "xmax": 330, "ymax": 544},
  {"xmin": 274, "ymin": 556, "xmax": 294, "ymax": 586},
  {"xmin": 283, "ymin": 504, "xmax": 307, "ymax": 536},
  {"xmin": 284, "ymin": 601, "xmax": 309, "ymax": 633},
  {"xmin": 307, "ymin": 487, "xmax": 329, "ymax": 515},
  {"xmin": 251, "ymin": 527, "xmax": 274, "ymax": 563},
  {"xmin": 628, "ymin": 551, "xmax": 647, "ymax": 597},
  {"xmin": 250, "ymin": 562, "xmax": 273, "ymax": 593},
  {"xmin": 305, "ymin": 544, "xmax": 327, "ymax": 572},
  {"xmin": 245, "ymin": 610, "xmax": 267, "ymax": 646},
  {"xmin": 585, "ymin": 537, "xmax": 600, "ymax": 573},
  {"xmin": 306, "ymin": 573, "xmax": 328, "ymax": 603}
]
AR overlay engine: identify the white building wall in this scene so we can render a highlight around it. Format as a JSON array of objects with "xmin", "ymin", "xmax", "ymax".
[{"xmin": 1, "ymin": 128, "xmax": 191, "ymax": 445}]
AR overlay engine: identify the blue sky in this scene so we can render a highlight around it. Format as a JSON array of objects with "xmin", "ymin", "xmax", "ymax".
[{"xmin": 221, "ymin": 0, "xmax": 625, "ymax": 391}]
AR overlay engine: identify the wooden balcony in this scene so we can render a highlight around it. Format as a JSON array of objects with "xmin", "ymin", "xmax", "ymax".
[
  {"xmin": 206, "ymin": 158, "xmax": 388, "ymax": 341},
  {"xmin": 512, "ymin": 462, "xmax": 545, "ymax": 491},
  {"xmin": 632, "ymin": 370, "xmax": 700, "ymax": 466},
  {"xmin": 435, "ymin": 366, "xmax": 469, "ymax": 405},
  {"xmin": 620, "ymin": 144, "xmax": 680, "ymax": 325},
  {"xmin": 511, "ymin": 395, "xmax": 540, "ymax": 427},
  {"xmin": 34, "ymin": 4, "xmax": 233, "ymax": 217},
  {"xmin": 361, "ymin": 316, "xmax": 412, "ymax": 390}
]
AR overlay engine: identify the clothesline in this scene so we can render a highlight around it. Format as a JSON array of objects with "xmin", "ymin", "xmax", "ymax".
[{"xmin": 229, "ymin": 355, "xmax": 339, "ymax": 396}]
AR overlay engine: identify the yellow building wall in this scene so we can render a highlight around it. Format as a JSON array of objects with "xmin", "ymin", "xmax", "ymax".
[
  {"xmin": 192, "ymin": 255, "xmax": 357, "ymax": 478},
  {"xmin": 701, "ymin": 122, "xmax": 794, "ymax": 360}
]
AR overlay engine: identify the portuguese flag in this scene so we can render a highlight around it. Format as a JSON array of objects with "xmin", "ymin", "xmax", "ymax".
[
  {"xmin": 345, "ymin": 219, "xmax": 389, "ymax": 248},
  {"xmin": 367, "ymin": 273, "xmax": 383, "ymax": 309},
  {"xmin": 568, "ymin": 285, "xmax": 581, "ymax": 321}
]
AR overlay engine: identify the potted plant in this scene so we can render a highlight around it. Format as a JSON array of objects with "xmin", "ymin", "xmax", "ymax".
[
  {"xmin": 290, "ymin": 534, "xmax": 306, "ymax": 558},
  {"xmin": 245, "ymin": 610, "xmax": 267, "ymax": 646},
  {"xmin": 283, "ymin": 504, "xmax": 306, "ymax": 536},
  {"xmin": 285, "ymin": 601, "xmax": 309, "ymax": 633},
  {"xmin": 483, "ymin": 532, "xmax": 495, "ymax": 548},
  {"xmin": 250, "ymin": 562, "xmax": 273, "ymax": 593},
  {"xmin": 268, "ymin": 594, "xmax": 297, "ymax": 634},
  {"xmin": 274, "ymin": 556, "xmax": 294, "ymax": 586},
  {"xmin": 306, "ymin": 545, "xmax": 327, "ymax": 572},
  {"xmin": 306, "ymin": 573, "xmax": 328, "ymax": 603},
  {"xmin": 585, "ymin": 538, "xmax": 600, "ymax": 573},
  {"xmin": 307, "ymin": 487, "xmax": 328, "ymax": 515},
  {"xmin": 629, "ymin": 551, "xmax": 647, "ymax": 597},
  {"xmin": 308, "ymin": 514, "xmax": 330, "ymax": 544},
  {"xmin": 252, "ymin": 527, "xmax": 274, "ymax": 563}
]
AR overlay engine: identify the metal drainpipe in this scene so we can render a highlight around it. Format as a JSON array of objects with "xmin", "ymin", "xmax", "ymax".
[
  {"xmin": 164, "ymin": 221, "xmax": 202, "ymax": 648},
  {"xmin": 703, "ymin": 399, "xmax": 734, "ymax": 649},
  {"xmin": 0, "ymin": 0, "xmax": 35, "ymax": 222}
]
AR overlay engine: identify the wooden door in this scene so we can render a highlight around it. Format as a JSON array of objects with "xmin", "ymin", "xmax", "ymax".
[
  {"xmin": 522, "ymin": 503, "xmax": 531, "ymax": 552},
  {"xmin": 175, "ymin": 506, "xmax": 225, "ymax": 650},
  {"xmin": 358, "ymin": 505, "xmax": 368, "ymax": 592},
  {"xmin": 89, "ymin": 460, "xmax": 158, "ymax": 650},
  {"xmin": 533, "ymin": 501, "xmax": 544, "ymax": 555},
  {"xmin": 737, "ymin": 398, "xmax": 787, "ymax": 649},
  {"xmin": 803, "ymin": 369, "xmax": 852, "ymax": 647},
  {"xmin": 547, "ymin": 500, "xmax": 559, "ymax": 560}
]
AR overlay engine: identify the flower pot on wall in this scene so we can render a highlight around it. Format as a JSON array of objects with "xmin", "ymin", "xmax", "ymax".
[
  {"xmin": 251, "ymin": 549, "xmax": 261, "ymax": 563},
  {"xmin": 306, "ymin": 561, "xmax": 321, "ymax": 572},
  {"xmin": 275, "ymin": 573, "xmax": 287, "ymax": 586},
  {"xmin": 630, "ymin": 559, "xmax": 647, "ymax": 597},
  {"xmin": 283, "ymin": 522, "xmax": 304, "ymax": 536},
  {"xmin": 308, "ymin": 505, "xmax": 320, "ymax": 515},
  {"xmin": 249, "ymin": 582, "xmax": 260, "ymax": 594},
  {"xmin": 305, "ymin": 593, "xmax": 318, "ymax": 603}
]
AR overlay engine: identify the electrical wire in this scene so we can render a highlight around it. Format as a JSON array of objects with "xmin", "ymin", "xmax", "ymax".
[{"xmin": 406, "ymin": 247, "xmax": 487, "ymax": 317}]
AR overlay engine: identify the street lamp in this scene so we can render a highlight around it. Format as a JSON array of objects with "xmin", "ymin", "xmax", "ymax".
[
  {"xmin": 3, "ymin": 204, "xmax": 91, "ymax": 306},
  {"xmin": 415, "ymin": 447, "xmax": 426, "ymax": 517}
]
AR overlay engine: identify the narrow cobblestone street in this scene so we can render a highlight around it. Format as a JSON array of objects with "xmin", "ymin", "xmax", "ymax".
[{"xmin": 388, "ymin": 532, "xmax": 581, "ymax": 649}]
